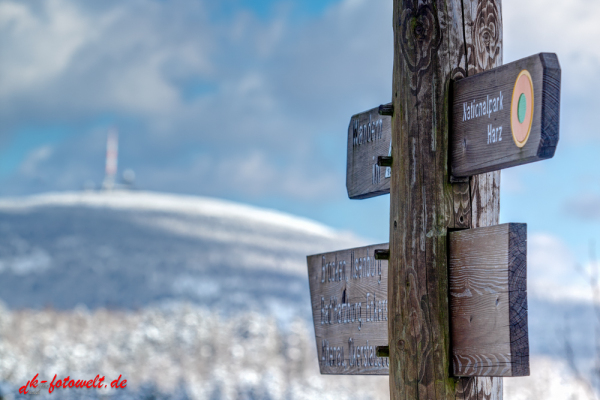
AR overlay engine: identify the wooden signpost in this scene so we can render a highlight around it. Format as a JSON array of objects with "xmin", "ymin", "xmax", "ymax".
[{"xmin": 307, "ymin": 0, "xmax": 561, "ymax": 398}]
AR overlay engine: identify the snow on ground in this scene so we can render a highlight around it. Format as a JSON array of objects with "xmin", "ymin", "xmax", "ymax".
[
  {"xmin": 0, "ymin": 304, "xmax": 391, "ymax": 400},
  {"xmin": 505, "ymin": 356, "xmax": 598, "ymax": 400},
  {"xmin": 0, "ymin": 304, "xmax": 595, "ymax": 400}
]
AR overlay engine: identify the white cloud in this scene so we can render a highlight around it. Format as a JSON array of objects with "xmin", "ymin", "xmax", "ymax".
[
  {"xmin": 505, "ymin": 356, "xmax": 598, "ymax": 400},
  {"xmin": 500, "ymin": 169, "xmax": 523, "ymax": 194},
  {"xmin": 0, "ymin": 0, "xmax": 393, "ymax": 201},
  {"xmin": 140, "ymin": 150, "xmax": 342, "ymax": 201},
  {"xmin": 19, "ymin": 145, "xmax": 54, "ymax": 177},
  {"xmin": 504, "ymin": 0, "xmax": 600, "ymax": 94},
  {"xmin": 504, "ymin": 0, "xmax": 600, "ymax": 143},
  {"xmin": 0, "ymin": 0, "xmax": 392, "ymax": 133},
  {"xmin": 528, "ymin": 233, "xmax": 596, "ymax": 303},
  {"xmin": 0, "ymin": 0, "xmax": 91, "ymax": 97},
  {"xmin": 563, "ymin": 193, "xmax": 600, "ymax": 221},
  {"xmin": 0, "ymin": 0, "xmax": 213, "ymax": 117}
]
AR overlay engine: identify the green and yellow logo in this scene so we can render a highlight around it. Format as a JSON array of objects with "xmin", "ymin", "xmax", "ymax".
[{"xmin": 510, "ymin": 70, "xmax": 534, "ymax": 148}]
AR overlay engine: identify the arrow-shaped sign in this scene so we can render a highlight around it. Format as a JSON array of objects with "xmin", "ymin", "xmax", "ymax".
[
  {"xmin": 451, "ymin": 53, "xmax": 560, "ymax": 177},
  {"xmin": 346, "ymin": 106, "xmax": 392, "ymax": 200}
]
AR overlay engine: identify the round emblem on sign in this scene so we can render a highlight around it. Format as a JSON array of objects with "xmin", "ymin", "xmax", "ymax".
[{"xmin": 510, "ymin": 70, "xmax": 534, "ymax": 148}]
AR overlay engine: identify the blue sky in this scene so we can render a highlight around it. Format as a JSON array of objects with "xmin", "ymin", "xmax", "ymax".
[
  {"xmin": 237, "ymin": 0, "xmax": 337, "ymax": 19},
  {"xmin": 0, "ymin": 0, "xmax": 599, "ymax": 300}
]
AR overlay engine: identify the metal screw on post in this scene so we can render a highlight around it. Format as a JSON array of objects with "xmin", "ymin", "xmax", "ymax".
[
  {"xmin": 374, "ymin": 250, "xmax": 390, "ymax": 260},
  {"xmin": 377, "ymin": 157, "xmax": 392, "ymax": 167},
  {"xmin": 376, "ymin": 346, "xmax": 390, "ymax": 358},
  {"xmin": 378, "ymin": 103, "xmax": 394, "ymax": 116}
]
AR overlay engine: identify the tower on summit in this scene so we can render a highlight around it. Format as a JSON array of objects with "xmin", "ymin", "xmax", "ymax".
[{"xmin": 102, "ymin": 128, "xmax": 118, "ymax": 191}]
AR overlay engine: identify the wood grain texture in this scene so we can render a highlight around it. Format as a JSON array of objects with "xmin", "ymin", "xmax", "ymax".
[
  {"xmin": 449, "ymin": 223, "xmax": 529, "ymax": 377},
  {"xmin": 450, "ymin": 53, "xmax": 561, "ymax": 177},
  {"xmin": 387, "ymin": 0, "xmax": 506, "ymax": 397},
  {"xmin": 456, "ymin": 378, "xmax": 503, "ymax": 400},
  {"xmin": 390, "ymin": 0, "xmax": 464, "ymax": 397},
  {"xmin": 346, "ymin": 107, "xmax": 393, "ymax": 199},
  {"xmin": 459, "ymin": 0, "xmax": 505, "ymax": 394},
  {"xmin": 452, "ymin": 182, "xmax": 472, "ymax": 229},
  {"xmin": 508, "ymin": 224, "xmax": 529, "ymax": 377},
  {"xmin": 307, "ymin": 244, "xmax": 390, "ymax": 374}
]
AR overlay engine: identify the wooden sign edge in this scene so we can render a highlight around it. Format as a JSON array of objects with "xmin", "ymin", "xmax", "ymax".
[
  {"xmin": 507, "ymin": 223, "xmax": 530, "ymax": 377},
  {"xmin": 537, "ymin": 52, "xmax": 561, "ymax": 160},
  {"xmin": 306, "ymin": 253, "xmax": 325, "ymax": 375},
  {"xmin": 306, "ymin": 242, "xmax": 390, "ymax": 260},
  {"xmin": 347, "ymin": 189, "xmax": 391, "ymax": 201}
]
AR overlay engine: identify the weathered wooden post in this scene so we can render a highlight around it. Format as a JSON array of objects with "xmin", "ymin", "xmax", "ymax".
[{"xmin": 388, "ymin": 0, "xmax": 504, "ymax": 398}]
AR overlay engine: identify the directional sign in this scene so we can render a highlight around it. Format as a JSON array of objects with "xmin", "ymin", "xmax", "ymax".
[
  {"xmin": 346, "ymin": 106, "xmax": 392, "ymax": 200},
  {"xmin": 307, "ymin": 243, "xmax": 390, "ymax": 375},
  {"xmin": 451, "ymin": 53, "xmax": 561, "ymax": 177},
  {"xmin": 307, "ymin": 224, "xmax": 529, "ymax": 376}
]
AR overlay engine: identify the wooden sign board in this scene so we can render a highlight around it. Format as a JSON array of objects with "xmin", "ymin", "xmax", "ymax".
[
  {"xmin": 307, "ymin": 224, "xmax": 529, "ymax": 377},
  {"xmin": 307, "ymin": 243, "xmax": 390, "ymax": 375},
  {"xmin": 346, "ymin": 107, "xmax": 392, "ymax": 199},
  {"xmin": 449, "ymin": 223, "xmax": 529, "ymax": 377},
  {"xmin": 451, "ymin": 53, "xmax": 560, "ymax": 177}
]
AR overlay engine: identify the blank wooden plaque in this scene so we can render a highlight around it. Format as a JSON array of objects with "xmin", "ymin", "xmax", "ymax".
[{"xmin": 449, "ymin": 223, "xmax": 529, "ymax": 377}]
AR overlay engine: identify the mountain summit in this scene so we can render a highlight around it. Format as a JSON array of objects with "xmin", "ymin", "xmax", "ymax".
[{"xmin": 0, "ymin": 191, "xmax": 364, "ymax": 317}]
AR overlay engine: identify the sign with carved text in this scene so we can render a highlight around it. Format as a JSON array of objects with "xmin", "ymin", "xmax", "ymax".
[
  {"xmin": 451, "ymin": 53, "xmax": 561, "ymax": 177},
  {"xmin": 346, "ymin": 107, "xmax": 392, "ymax": 199},
  {"xmin": 308, "ymin": 224, "xmax": 529, "ymax": 377},
  {"xmin": 307, "ymin": 244, "xmax": 389, "ymax": 375}
]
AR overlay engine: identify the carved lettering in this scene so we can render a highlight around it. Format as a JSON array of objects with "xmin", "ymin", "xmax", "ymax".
[
  {"xmin": 352, "ymin": 115, "xmax": 384, "ymax": 148},
  {"xmin": 462, "ymin": 91, "xmax": 503, "ymax": 121},
  {"xmin": 309, "ymin": 244, "xmax": 389, "ymax": 374}
]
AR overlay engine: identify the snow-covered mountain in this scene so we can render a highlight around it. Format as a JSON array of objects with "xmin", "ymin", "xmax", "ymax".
[
  {"xmin": 0, "ymin": 191, "xmax": 364, "ymax": 321},
  {"xmin": 0, "ymin": 191, "xmax": 596, "ymax": 399}
]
